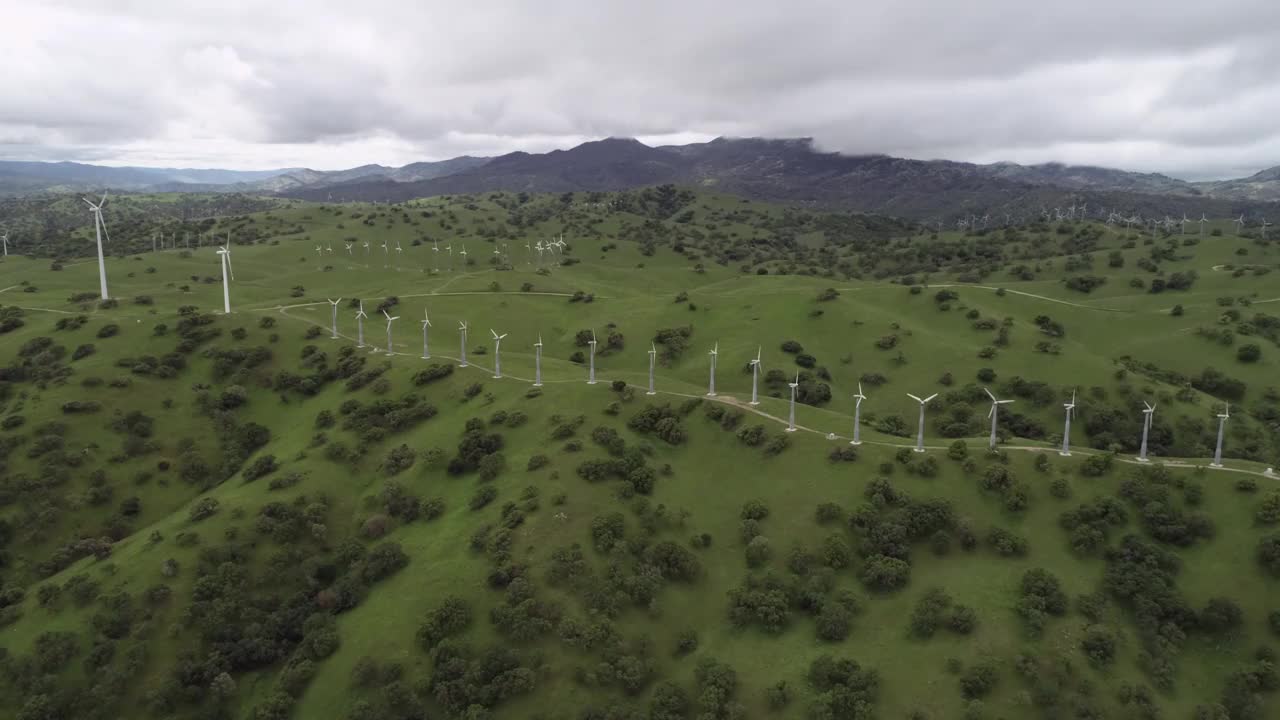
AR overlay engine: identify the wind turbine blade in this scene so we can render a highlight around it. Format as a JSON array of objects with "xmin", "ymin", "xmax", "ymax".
[
  {"xmin": 858, "ymin": 382, "xmax": 864, "ymax": 396},
  {"xmin": 907, "ymin": 393, "xmax": 922, "ymax": 403},
  {"xmin": 924, "ymin": 393, "xmax": 938, "ymax": 403},
  {"xmin": 984, "ymin": 387, "xmax": 996, "ymax": 401},
  {"xmin": 987, "ymin": 405, "xmax": 995, "ymax": 418}
]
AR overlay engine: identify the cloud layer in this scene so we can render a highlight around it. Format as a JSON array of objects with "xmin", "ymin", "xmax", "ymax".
[{"xmin": 4, "ymin": 0, "xmax": 1280, "ymax": 178}]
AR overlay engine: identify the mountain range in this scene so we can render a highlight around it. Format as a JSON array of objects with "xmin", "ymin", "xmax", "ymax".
[{"xmin": 4, "ymin": 138, "xmax": 1280, "ymax": 220}]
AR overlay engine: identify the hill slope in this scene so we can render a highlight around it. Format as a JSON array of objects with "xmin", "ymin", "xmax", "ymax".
[{"xmin": 0, "ymin": 191, "xmax": 1277, "ymax": 720}]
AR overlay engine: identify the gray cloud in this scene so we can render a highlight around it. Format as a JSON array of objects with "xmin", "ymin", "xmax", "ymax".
[{"xmin": 3, "ymin": 0, "xmax": 1280, "ymax": 178}]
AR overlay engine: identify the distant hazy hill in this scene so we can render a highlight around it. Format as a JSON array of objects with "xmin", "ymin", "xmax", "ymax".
[
  {"xmin": 8, "ymin": 142, "xmax": 1280, "ymax": 219},
  {"xmin": 284, "ymin": 137, "xmax": 1279, "ymax": 220}
]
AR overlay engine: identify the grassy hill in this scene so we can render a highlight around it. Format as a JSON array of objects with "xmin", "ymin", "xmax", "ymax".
[{"xmin": 0, "ymin": 190, "xmax": 1278, "ymax": 720}]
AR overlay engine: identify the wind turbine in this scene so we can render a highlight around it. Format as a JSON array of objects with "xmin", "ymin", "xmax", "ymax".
[
  {"xmin": 420, "ymin": 310, "xmax": 431, "ymax": 359},
  {"xmin": 380, "ymin": 241, "xmax": 389, "ymax": 267},
  {"xmin": 1199, "ymin": 214, "xmax": 1208, "ymax": 237},
  {"xmin": 984, "ymin": 387, "xmax": 1015, "ymax": 450},
  {"xmin": 533, "ymin": 335, "xmax": 543, "ymax": 387},
  {"xmin": 446, "ymin": 244, "xmax": 453, "ymax": 272},
  {"xmin": 326, "ymin": 240, "xmax": 333, "ymax": 254},
  {"xmin": 1137, "ymin": 401, "xmax": 1156, "ymax": 462},
  {"xmin": 382, "ymin": 310, "xmax": 399, "ymax": 354},
  {"xmin": 850, "ymin": 383, "xmax": 867, "ymax": 445},
  {"xmin": 355, "ymin": 301, "xmax": 368, "ymax": 347},
  {"xmin": 345, "ymin": 242, "xmax": 353, "ymax": 256},
  {"xmin": 646, "ymin": 343, "xmax": 657, "ymax": 395},
  {"xmin": 327, "ymin": 298, "xmax": 343, "ymax": 339},
  {"xmin": 1234, "ymin": 215, "xmax": 1246, "ymax": 234},
  {"xmin": 394, "ymin": 240, "xmax": 403, "ymax": 268},
  {"xmin": 491, "ymin": 329, "xmax": 507, "ymax": 378},
  {"xmin": 1263, "ymin": 218, "xmax": 1272, "ymax": 240},
  {"xmin": 587, "ymin": 329, "xmax": 597, "ymax": 384},
  {"xmin": 315, "ymin": 244, "xmax": 322, "ymax": 257},
  {"xmin": 1060, "ymin": 390, "xmax": 1076, "ymax": 456},
  {"xmin": 706, "ymin": 342, "xmax": 718, "ymax": 397},
  {"xmin": 83, "ymin": 192, "xmax": 111, "ymax": 299},
  {"xmin": 460, "ymin": 244, "xmax": 468, "ymax": 266},
  {"xmin": 1, "ymin": 230, "xmax": 9, "ymax": 257},
  {"xmin": 1211, "ymin": 403, "xmax": 1230, "ymax": 468},
  {"xmin": 216, "ymin": 246, "xmax": 233, "ymax": 314},
  {"xmin": 1180, "ymin": 213, "xmax": 1189, "ymax": 235},
  {"xmin": 907, "ymin": 393, "xmax": 938, "ymax": 453},
  {"xmin": 458, "ymin": 321, "xmax": 468, "ymax": 367},
  {"xmin": 748, "ymin": 347, "xmax": 762, "ymax": 405},
  {"xmin": 432, "ymin": 241, "xmax": 439, "ymax": 272},
  {"xmin": 362, "ymin": 241, "xmax": 370, "ymax": 257},
  {"xmin": 786, "ymin": 373, "xmax": 799, "ymax": 432}
]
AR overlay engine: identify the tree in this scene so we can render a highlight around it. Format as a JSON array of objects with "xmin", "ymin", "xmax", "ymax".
[{"xmin": 1237, "ymin": 343, "xmax": 1262, "ymax": 363}]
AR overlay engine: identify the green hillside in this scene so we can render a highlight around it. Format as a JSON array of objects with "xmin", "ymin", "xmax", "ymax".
[{"xmin": 0, "ymin": 189, "xmax": 1277, "ymax": 720}]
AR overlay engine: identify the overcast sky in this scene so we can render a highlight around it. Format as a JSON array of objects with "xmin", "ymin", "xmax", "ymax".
[{"xmin": 5, "ymin": 0, "xmax": 1280, "ymax": 179}]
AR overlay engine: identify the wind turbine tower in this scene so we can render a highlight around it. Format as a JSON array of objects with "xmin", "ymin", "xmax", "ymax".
[
  {"xmin": 534, "ymin": 336, "xmax": 544, "ymax": 387},
  {"xmin": 587, "ymin": 330, "xmax": 598, "ymax": 384},
  {"xmin": 458, "ymin": 321, "xmax": 468, "ymax": 367},
  {"xmin": 850, "ymin": 383, "xmax": 867, "ymax": 445},
  {"xmin": 984, "ymin": 387, "xmax": 1014, "ymax": 450},
  {"xmin": 327, "ymin": 298, "xmax": 342, "ymax": 339},
  {"xmin": 908, "ymin": 393, "xmax": 938, "ymax": 453},
  {"xmin": 382, "ymin": 310, "xmax": 399, "ymax": 354},
  {"xmin": 1137, "ymin": 401, "xmax": 1156, "ymax": 462},
  {"xmin": 83, "ymin": 192, "xmax": 111, "ymax": 299},
  {"xmin": 216, "ymin": 245, "xmax": 233, "ymax": 314},
  {"xmin": 748, "ymin": 347, "xmax": 761, "ymax": 405},
  {"xmin": 1211, "ymin": 403, "xmax": 1230, "ymax": 468},
  {"xmin": 355, "ymin": 301, "xmax": 368, "ymax": 348},
  {"xmin": 706, "ymin": 342, "xmax": 718, "ymax": 397},
  {"xmin": 1060, "ymin": 390, "xmax": 1076, "ymax": 456},
  {"xmin": 787, "ymin": 373, "xmax": 799, "ymax": 432},
  {"xmin": 491, "ymin": 329, "xmax": 508, "ymax": 378},
  {"xmin": 646, "ymin": 343, "xmax": 657, "ymax": 395}
]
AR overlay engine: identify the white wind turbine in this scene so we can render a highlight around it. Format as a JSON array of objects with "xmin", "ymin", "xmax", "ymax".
[
  {"xmin": 1137, "ymin": 401, "xmax": 1156, "ymax": 462},
  {"xmin": 394, "ymin": 240, "xmax": 403, "ymax": 268},
  {"xmin": 533, "ymin": 335, "xmax": 544, "ymax": 387},
  {"xmin": 420, "ymin": 310, "xmax": 432, "ymax": 359},
  {"xmin": 983, "ymin": 387, "xmax": 1015, "ymax": 450},
  {"xmin": 490, "ymin": 329, "xmax": 508, "ymax": 378},
  {"xmin": 1199, "ymin": 214, "xmax": 1208, "ymax": 237},
  {"xmin": 327, "ymin": 298, "xmax": 343, "ymax": 339},
  {"xmin": 460, "ymin": 244, "xmax": 468, "ymax": 266},
  {"xmin": 382, "ymin": 310, "xmax": 399, "ymax": 354},
  {"xmin": 345, "ymin": 242, "xmax": 353, "ymax": 256},
  {"xmin": 706, "ymin": 342, "xmax": 718, "ymax": 397},
  {"xmin": 850, "ymin": 383, "xmax": 867, "ymax": 445},
  {"xmin": 458, "ymin": 321, "xmax": 469, "ymax": 367},
  {"xmin": 315, "ymin": 244, "xmax": 322, "ymax": 257},
  {"xmin": 1234, "ymin": 215, "xmax": 1246, "ymax": 234},
  {"xmin": 432, "ymin": 241, "xmax": 439, "ymax": 272},
  {"xmin": 355, "ymin": 301, "xmax": 368, "ymax": 347},
  {"xmin": 646, "ymin": 343, "xmax": 657, "ymax": 395},
  {"xmin": 446, "ymin": 244, "xmax": 453, "ymax": 272},
  {"xmin": 587, "ymin": 329, "xmax": 598, "ymax": 384},
  {"xmin": 1211, "ymin": 403, "xmax": 1230, "ymax": 468},
  {"xmin": 83, "ymin": 192, "xmax": 111, "ymax": 299},
  {"xmin": 216, "ymin": 245, "xmax": 233, "ymax": 314},
  {"xmin": 748, "ymin": 347, "xmax": 762, "ymax": 405},
  {"xmin": 907, "ymin": 392, "xmax": 938, "ymax": 453},
  {"xmin": 1, "ymin": 230, "xmax": 9, "ymax": 257},
  {"xmin": 380, "ymin": 241, "xmax": 389, "ymax": 267},
  {"xmin": 362, "ymin": 241, "xmax": 370, "ymax": 256},
  {"xmin": 1060, "ymin": 390, "xmax": 1076, "ymax": 456},
  {"xmin": 786, "ymin": 373, "xmax": 800, "ymax": 432},
  {"xmin": 1263, "ymin": 218, "xmax": 1272, "ymax": 240},
  {"xmin": 326, "ymin": 240, "xmax": 333, "ymax": 254}
]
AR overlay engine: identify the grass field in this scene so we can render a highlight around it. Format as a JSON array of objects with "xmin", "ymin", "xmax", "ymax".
[{"xmin": 0, "ymin": 191, "xmax": 1277, "ymax": 720}]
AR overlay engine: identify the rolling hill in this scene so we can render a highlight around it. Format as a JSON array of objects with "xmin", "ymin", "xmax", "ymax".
[{"xmin": 0, "ymin": 190, "xmax": 1277, "ymax": 719}]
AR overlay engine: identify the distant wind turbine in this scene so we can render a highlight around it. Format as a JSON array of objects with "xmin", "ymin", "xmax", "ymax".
[
  {"xmin": 907, "ymin": 393, "xmax": 938, "ymax": 453},
  {"xmin": 83, "ymin": 192, "xmax": 111, "ymax": 299}
]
